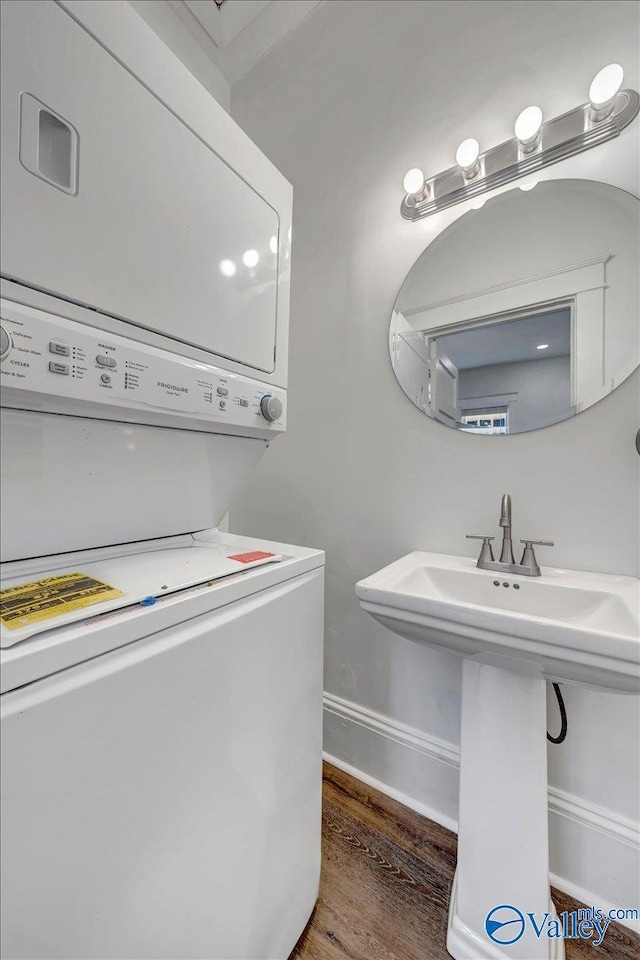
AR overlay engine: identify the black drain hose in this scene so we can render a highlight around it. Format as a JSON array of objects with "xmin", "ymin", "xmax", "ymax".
[{"xmin": 547, "ymin": 682, "xmax": 568, "ymax": 744}]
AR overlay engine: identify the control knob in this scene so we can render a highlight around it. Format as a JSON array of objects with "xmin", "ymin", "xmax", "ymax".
[
  {"xmin": 0, "ymin": 325, "xmax": 10, "ymax": 360},
  {"xmin": 260, "ymin": 394, "xmax": 283, "ymax": 422}
]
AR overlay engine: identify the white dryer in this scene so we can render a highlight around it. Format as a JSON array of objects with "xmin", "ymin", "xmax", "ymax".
[{"xmin": 0, "ymin": 2, "xmax": 323, "ymax": 958}]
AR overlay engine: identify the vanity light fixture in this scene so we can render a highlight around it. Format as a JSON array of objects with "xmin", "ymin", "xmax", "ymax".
[
  {"xmin": 515, "ymin": 105, "xmax": 543, "ymax": 153},
  {"xmin": 403, "ymin": 167, "xmax": 428, "ymax": 201},
  {"xmin": 401, "ymin": 64, "xmax": 639, "ymax": 220},
  {"xmin": 589, "ymin": 63, "xmax": 624, "ymax": 121},
  {"xmin": 455, "ymin": 139, "xmax": 480, "ymax": 179}
]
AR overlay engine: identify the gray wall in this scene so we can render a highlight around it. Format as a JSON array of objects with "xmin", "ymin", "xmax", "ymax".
[
  {"xmin": 128, "ymin": 1, "xmax": 230, "ymax": 110},
  {"xmin": 459, "ymin": 355, "xmax": 572, "ymax": 432},
  {"xmin": 229, "ymin": 0, "xmax": 640, "ymax": 910}
]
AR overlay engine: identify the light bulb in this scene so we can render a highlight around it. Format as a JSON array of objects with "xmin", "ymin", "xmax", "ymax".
[
  {"xmin": 515, "ymin": 106, "xmax": 543, "ymax": 152},
  {"xmin": 269, "ymin": 236, "xmax": 278, "ymax": 254},
  {"xmin": 403, "ymin": 167, "xmax": 427, "ymax": 199},
  {"xmin": 219, "ymin": 259, "xmax": 236, "ymax": 277},
  {"xmin": 242, "ymin": 249, "xmax": 259, "ymax": 268},
  {"xmin": 589, "ymin": 63, "xmax": 624, "ymax": 121},
  {"xmin": 456, "ymin": 138, "xmax": 480, "ymax": 179}
]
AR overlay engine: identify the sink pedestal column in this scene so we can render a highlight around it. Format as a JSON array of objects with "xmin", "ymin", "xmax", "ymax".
[{"xmin": 447, "ymin": 655, "xmax": 565, "ymax": 960}]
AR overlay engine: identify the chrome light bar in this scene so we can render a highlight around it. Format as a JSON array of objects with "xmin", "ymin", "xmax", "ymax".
[{"xmin": 401, "ymin": 89, "xmax": 639, "ymax": 221}]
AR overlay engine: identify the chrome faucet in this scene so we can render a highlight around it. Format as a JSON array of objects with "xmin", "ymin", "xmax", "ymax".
[
  {"xmin": 499, "ymin": 493, "xmax": 515, "ymax": 564},
  {"xmin": 466, "ymin": 494, "xmax": 554, "ymax": 577}
]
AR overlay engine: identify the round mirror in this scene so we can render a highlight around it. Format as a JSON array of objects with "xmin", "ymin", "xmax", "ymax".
[{"xmin": 390, "ymin": 180, "xmax": 639, "ymax": 435}]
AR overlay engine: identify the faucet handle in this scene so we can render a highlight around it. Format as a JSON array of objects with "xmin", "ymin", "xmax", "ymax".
[
  {"xmin": 466, "ymin": 535, "xmax": 495, "ymax": 564},
  {"xmin": 519, "ymin": 539, "xmax": 553, "ymax": 576}
]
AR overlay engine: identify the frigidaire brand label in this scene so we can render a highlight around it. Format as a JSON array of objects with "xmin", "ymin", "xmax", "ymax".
[{"xmin": 157, "ymin": 381, "xmax": 188, "ymax": 393}]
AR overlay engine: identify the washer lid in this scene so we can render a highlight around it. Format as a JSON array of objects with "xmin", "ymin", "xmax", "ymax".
[{"xmin": 0, "ymin": 531, "xmax": 282, "ymax": 649}]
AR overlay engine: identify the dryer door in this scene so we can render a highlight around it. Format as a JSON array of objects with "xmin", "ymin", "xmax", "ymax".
[{"xmin": 0, "ymin": 1, "xmax": 279, "ymax": 374}]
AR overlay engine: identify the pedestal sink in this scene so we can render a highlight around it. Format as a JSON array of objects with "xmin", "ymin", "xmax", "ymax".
[{"xmin": 355, "ymin": 552, "xmax": 639, "ymax": 960}]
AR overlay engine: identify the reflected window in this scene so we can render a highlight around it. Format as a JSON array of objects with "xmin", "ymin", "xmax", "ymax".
[{"xmin": 460, "ymin": 406, "xmax": 509, "ymax": 435}]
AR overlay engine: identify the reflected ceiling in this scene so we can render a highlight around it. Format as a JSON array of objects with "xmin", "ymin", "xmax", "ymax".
[{"xmin": 438, "ymin": 309, "xmax": 571, "ymax": 370}]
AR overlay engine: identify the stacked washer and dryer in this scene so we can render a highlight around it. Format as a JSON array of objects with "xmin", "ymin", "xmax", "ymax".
[{"xmin": 0, "ymin": 3, "xmax": 324, "ymax": 958}]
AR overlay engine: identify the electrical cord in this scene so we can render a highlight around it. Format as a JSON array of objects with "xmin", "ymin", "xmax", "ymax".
[{"xmin": 547, "ymin": 682, "xmax": 567, "ymax": 744}]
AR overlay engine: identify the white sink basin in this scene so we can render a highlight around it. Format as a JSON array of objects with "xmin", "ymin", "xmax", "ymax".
[
  {"xmin": 356, "ymin": 552, "xmax": 640, "ymax": 693},
  {"xmin": 356, "ymin": 552, "xmax": 640, "ymax": 959}
]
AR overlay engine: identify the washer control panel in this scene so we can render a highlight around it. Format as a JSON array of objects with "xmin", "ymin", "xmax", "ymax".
[{"xmin": 0, "ymin": 299, "xmax": 286, "ymax": 436}]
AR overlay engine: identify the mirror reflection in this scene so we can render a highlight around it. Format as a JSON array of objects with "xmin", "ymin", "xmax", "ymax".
[{"xmin": 391, "ymin": 180, "xmax": 639, "ymax": 435}]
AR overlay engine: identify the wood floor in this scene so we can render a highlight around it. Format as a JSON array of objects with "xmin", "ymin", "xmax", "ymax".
[{"xmin": 290, "ymin": 762, "xmax": 640, "ymax": 960}]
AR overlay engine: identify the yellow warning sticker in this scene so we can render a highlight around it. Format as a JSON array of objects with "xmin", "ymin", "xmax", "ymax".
[{"xmin": 0, "ymin": 573, "xmax": 124, "ymax": 631}]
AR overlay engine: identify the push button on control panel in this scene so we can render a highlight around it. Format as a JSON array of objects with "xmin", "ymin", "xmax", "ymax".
[
  {"xmin": 96, "ymin": 355, "xmax": 117, "ymax": 368},
  {"xmin": 100, "ymin": 373, "xmax": 112, "ymax": 384},
  {"xmin": 239, "ymin": 398, "xmax": 249, "ymax": 407},
  {"xmin": 216, "ymin": 386, "xmax": 229, "ymax": 396},
  {"xmin": 49, "ymin": 361, "xmax": 69, "ymax": 375},
  {"xmin": 49, "ymin": 341, "xmax": 70, "ymax": 357}
]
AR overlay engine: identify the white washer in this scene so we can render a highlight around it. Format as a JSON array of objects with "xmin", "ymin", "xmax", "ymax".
[
  {"xmin": 0, "ymin": 3, "xmax": 322, "ymax": 956},
  {"xmin": 1, "ymin": 530, "xmax": 324, "ymax": 960},
  {"xmin": 0, "ymin": 291, "xmax": 325, "ymax": 959}
]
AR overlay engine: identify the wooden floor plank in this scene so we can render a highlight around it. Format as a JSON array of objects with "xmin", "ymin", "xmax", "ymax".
[
  {"xmin": 322, "ymin": 764, "xmax": 457, "ymax": 881},
  {"xmin": 290, "ymin": 762, "xmax": 640, "ymax": 960}
]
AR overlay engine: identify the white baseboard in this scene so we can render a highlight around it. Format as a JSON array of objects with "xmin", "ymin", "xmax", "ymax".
[
  {"xmin": 323, "ymin": 691, "xmax": 640, "ymax": 934},
  {"xmin": 323, "ymin": 749, "xmax": 459, "ymax": 833}
]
